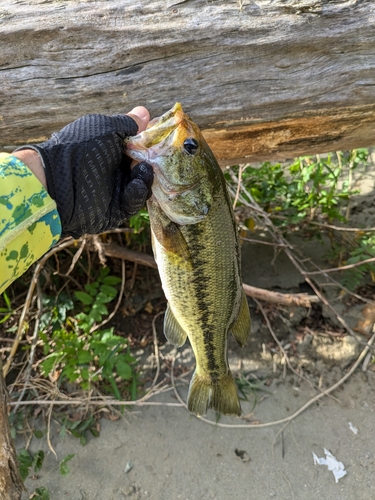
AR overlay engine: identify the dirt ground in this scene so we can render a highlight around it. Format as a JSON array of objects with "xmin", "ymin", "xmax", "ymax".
[{"xmin": 18, "ymin": 160, "xmax": 375, "ymax": 500}]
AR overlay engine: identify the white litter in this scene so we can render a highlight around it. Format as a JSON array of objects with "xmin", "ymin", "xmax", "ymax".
[
  {"xmin": 348, "ymin": 422, "xmax": 358, "ymax": 434},
  {"xmin": 312, "ymin": 448, "xmax": 347, "ymax": 483},
  {"xmin": 124, "ymin": 461, "xmax": 133, "ymax": 473}
]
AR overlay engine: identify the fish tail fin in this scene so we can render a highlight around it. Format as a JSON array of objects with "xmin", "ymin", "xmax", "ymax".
[{"xmin": 187, "ymin": 371, "xmax": 241, "ymax": 417}]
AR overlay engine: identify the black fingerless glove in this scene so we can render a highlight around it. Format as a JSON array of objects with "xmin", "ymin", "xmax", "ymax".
[{"xmin": 17, "ymin": 114, "xmax": 153, "ymax": 238}]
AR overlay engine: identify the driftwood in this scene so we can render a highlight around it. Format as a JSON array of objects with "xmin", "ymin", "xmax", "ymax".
[
  {"xmin": 101, "ymin": 243, "xmax": 319, "ymax": 306},
  {"xmin": 0, "ymin": 361, "xmax": 24, "ymax": 500},
  {"xmin": 1, "ymin": 1, "xmax": 375, "ymax": 164}
]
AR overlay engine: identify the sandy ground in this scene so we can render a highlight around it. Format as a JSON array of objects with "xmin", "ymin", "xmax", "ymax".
[
  {"xmin": 18, "ymin": 160, "xmax": 375, "ymax": 499},
  {"xmin": 21, "ymin": 372, "xmax": 375, "ymax": 500}
]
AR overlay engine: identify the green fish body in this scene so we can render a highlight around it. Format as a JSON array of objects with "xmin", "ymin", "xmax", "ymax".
[{"xmin": 126, "ymin": 103, "xmax": 250, "ymax": 416}]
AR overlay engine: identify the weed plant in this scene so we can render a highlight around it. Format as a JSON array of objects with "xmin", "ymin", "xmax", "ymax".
[
  {"xmin": 224, "ymin": 148, "xmax": 374, "ymax": 290},
  {"xmin": 38, "ymin": 266, "xmax": 137, "ymax": 399}
]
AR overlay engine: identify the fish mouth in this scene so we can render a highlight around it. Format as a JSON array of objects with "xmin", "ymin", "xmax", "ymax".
[{"xmin": 126, "ymin": 106, "xmax": 197, "ymax": 197}]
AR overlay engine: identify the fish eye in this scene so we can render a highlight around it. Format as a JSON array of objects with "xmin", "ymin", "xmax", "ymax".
[{"xmin": 183, "ymin": 138, "xmax": 199, "ymax": 155}]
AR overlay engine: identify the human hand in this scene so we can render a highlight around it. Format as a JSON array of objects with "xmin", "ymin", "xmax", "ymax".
[{"xmin": 15, "ymin": 107, "xmax": 153, "ymax": 238}]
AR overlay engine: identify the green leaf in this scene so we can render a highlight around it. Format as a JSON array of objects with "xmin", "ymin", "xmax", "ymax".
[
  {"xmin": 33, "ymin": 450, "xmax": 45, "ymax": 473},
  {"xmin": 59, "ymin": 454, "xmax": 75, "ymax": 476},
  {"xmin": 0, "ymin": 312, "xmax": 11, "ymax": 324},
  {"xmin": 108, "ymin": 376, "xmax": 121, "ymax": 400},
  {"xmin": 74, "ymin": 291, "xmax": 94, "ymax": 305},
  {"xmin": 18, "ymin": 448, "xmax": 33, "ymax": 480},
  {"xmin": 30, "ymin": 487, "xmax": 50, "ymax": 500},
  {"xmin": 77, "ymin": 350, "xmax": 93, "ymax": 364},
  {"xmin": 85, "ymin": 283, "xmax": 99, "ymax": 296},
  {"xmin": 33, "ymin": 429, "xmax": 44, "ymax": 439},
  {"xmin": 99, "ymin": 266, "xmax": 111, "ymax": 279},
  {"xmin": 92, "ymin": 302, "xmax": 108, "ymax": 316},
  {"xmin": 2, "ymin": 291, "xmax": 11, "ymax": 309},
  {"xmin": 41, "ymin": 353, "xmax": 61, "ymax": 377},
  {"xmin": 59, "ymin": 425, "xmax": 67, "ymax": 440},
  {"xmin": 96, "ymin": 292, "xmax": 114, "ymax": 304},
  {"xmin": 131, "ymin": 376, "xmax": 138, "ymax": 401},
  {"xmin": 100, "ymin": 284, "xmax": 118, "ymax": 297},
  {"xmin": 78, "ymin": 415, "xmax": 95, "ymax": 432},
  {"xmin": 116, "ymin": 357, "xmax": 132, "ymax": 380},
  {"xmin": 102, "ymin": 276, "xmax": 122, "ymax": 285},
  {"xmin": 89, "ymin": 309, "xmax": 102, "ymax": 322}
]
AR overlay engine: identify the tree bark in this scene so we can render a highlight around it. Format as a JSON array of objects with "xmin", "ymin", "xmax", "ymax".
[
  {"xmin": 1, "ymin": 1, "xmax": 375, "ymax": 163},
  {"xmin": 0, "ymin": 360, "xmax": 24, "ymax": 500}
]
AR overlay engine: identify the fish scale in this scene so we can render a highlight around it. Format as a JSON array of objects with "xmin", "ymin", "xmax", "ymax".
[{"xmin": 126, "ymin": 103, "xmax": 251, "ymax": 416}]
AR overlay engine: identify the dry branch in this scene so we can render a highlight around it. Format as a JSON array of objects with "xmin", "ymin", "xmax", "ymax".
[
  {"xmin": 101, "ymin": 243, "xmax": 157, "ymax": 269},
  {"xmin": 242, "ymin": 283, "xmax": 319, "ymax": 307}
]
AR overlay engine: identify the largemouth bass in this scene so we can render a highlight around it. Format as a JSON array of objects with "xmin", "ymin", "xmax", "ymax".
[{"xmin": 126, "ymin": 103, "xmax": 250, "ymax": 416}]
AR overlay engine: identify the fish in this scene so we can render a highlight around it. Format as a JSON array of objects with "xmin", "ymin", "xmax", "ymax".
[{"xmin": 126, "ymin": 103, "xmax": 250, "ymax": 416}]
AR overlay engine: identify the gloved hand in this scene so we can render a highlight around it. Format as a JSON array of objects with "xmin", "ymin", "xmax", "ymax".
[{"xmin": 17, "ymin": 113, "xmax": 153, "ymax": 238}]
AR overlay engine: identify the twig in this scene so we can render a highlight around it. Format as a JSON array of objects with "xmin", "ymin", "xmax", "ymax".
[
  {"xmin": 46, "ymin": 403, "xmax": 57, "ymax": 458},
  {"xmin": 302, "ymin": 257, "xmax": 375, "ymax": 306},
  {"xmin": 12, "ymin": 282, "xmax": 43, "ymax": 413},
  {"xmin": 308, "ymin": 221, "xmax": 375, "ymax": 232},
  {"xmin": 9, "ymin": 399, "xmax": 183, "ymax": 408},
  {"xmin": 92, "ymin": 235, "xmax": 107, "ymax": 266},
  {"xmin": 65, "ymin": 236, "xmax": 87, "ymax": 276},
  {"xmin": 143, "ymin": 310, "xmax": 164, "ymax": 394},
  {"xmin": 232, "ymin": 164, "xmax": 243, "ymax": 209},
  {"xmin": 99, "ymin": 243, "xmax": 157, "ymax": 269},
  {"xmin": 240, "ymin": 237, "xmax": 287, "ymax": 247},
  {"xmin": 303, "ymin": 255, "xmax": 375, "ymax": 275},
  {"xmin": 243, "ymin": 284, "xmax": 319, "ymax": 307},
  {"xmin": 362, "ymin": 352, "xmax": 372, "ymax": 372}
]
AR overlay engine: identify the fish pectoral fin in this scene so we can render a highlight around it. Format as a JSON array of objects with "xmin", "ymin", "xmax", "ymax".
[
  {"xmin": 149, "ymin": 199, "xmax": 192, "ymax": 263},
  {"xmin": 188, "ymin": 371, "xmax": 241, "ymax": 417},
  {"xmin": 231, "ymin": 290, "xmax": 251, "ymax": 348},
  {"xmin": 163, "ymin": 304, "xmax": 188, "ymax": 347}
]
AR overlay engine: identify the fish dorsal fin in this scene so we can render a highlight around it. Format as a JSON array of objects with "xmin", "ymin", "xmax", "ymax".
[
  {"xmin": 164, "ymin": 304, "xmax": 188, "ymax": 347},
  {"xmin": 231, "ymin": 290, "xmax": 251, "ymax": 347}
]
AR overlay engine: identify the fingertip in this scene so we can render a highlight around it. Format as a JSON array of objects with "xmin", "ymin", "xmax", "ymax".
[
  {"xmin": 125, "ymin": 178, "xmax": 149, "ymax": 209},
  {"xmin": 127, "ymin": 106, "xmax": 150, "ymax": 133},
  {"xmin": 130, "ymin": 162, "xmax": 154, "ymax": 199}
]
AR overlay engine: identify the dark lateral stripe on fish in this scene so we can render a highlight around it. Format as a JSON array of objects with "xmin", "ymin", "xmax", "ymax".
[{"xmin": 186, "ymin": 223, "xmax": 226, "ymax": 377}]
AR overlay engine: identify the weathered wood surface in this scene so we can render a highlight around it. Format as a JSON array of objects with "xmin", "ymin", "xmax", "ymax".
[{"xmin": 1, "ymin": 0, "xmax": 375, "ymax": 163}]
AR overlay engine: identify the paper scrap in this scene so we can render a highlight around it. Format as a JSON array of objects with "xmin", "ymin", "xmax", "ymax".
[
  {"xmin": 348, "ymin": 422, "xmax": 358, "ymax": 434},
  {"xmin": 312, "ymin": 448, "xmax": 347, "ymax": 483}
]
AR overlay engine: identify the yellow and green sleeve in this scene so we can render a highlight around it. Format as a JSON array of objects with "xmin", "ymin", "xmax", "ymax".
[{"xmin": 0, "ymin": 153, "xmax": 62, "ymax": 294}]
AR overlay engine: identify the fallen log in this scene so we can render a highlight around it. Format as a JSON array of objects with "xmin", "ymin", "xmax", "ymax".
[{"xmin": 1, "ymin": 1, "xmax": 375, "ymax": 163}]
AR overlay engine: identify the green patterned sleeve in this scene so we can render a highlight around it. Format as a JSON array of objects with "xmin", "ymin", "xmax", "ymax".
[{"xmin": 0, "ymin": 153, "xmax": 62, "ymax": 293}]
